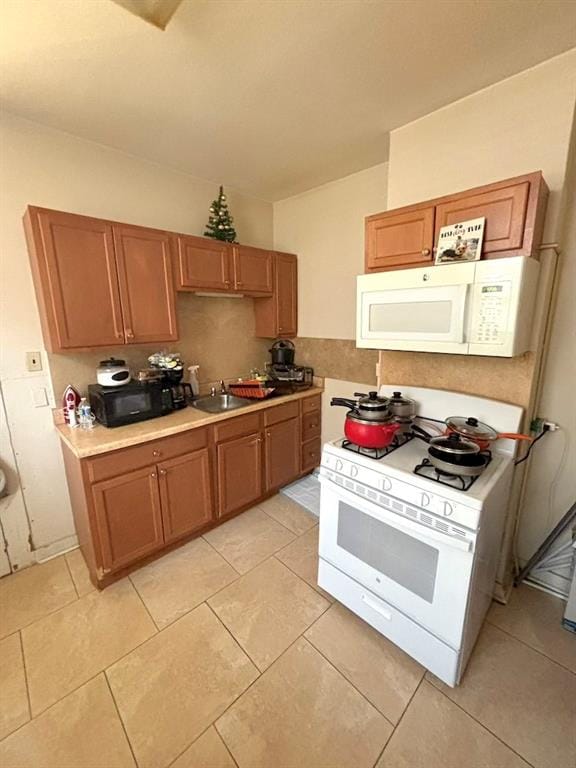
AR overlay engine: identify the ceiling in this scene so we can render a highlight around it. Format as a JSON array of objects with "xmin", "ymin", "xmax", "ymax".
[{"xmin": 1, "ymin": 1, "xmax": 575, "ymax": 201}]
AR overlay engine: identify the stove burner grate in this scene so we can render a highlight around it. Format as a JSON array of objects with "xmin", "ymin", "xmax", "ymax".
[
  {"xmin": 342, "ymin": 432, "xmax": 414, "ymax": 460},
  {"xmin": 413, "ymin": 454, "xmax": 491, "ymax": 492}
]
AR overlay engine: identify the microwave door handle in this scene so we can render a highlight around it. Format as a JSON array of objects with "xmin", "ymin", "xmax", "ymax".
[{"xmin": 453, "ymin": 284, "xmax": 468, "ymax": 344}]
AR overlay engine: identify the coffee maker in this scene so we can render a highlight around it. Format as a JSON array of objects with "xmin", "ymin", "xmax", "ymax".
[{"xmin": 266, "ymin": 340, "xmax": 313, "ymax": 393}]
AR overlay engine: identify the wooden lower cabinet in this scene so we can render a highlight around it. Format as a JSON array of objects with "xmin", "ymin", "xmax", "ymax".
[
  {"xmin": 92, "ymin": 466, "xmax": 164, "ymax": 573},
  {"xmin": 264, "ymin": 417, "xmax": 300, "ymax": 492},
  {"xmin": 217, "ymin": 432, "xmax": 263, "ymax": 517},
  {"xmin": 66, "ymin": 392, "xmax": 322, "ymax": 588},
  {"xmin": 158, "ymin": 449, "xmax": 213, "ymax": 543}
]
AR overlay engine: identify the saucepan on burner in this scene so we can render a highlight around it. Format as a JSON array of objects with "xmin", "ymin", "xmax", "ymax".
[
  {"xmin": 330, "ymin": 392, "xmax": 400, "ymax": 449},
  {"xmin": 412, "ymin": 425, "xmax": 489, "ymax": 477},
  {"xmin": 444, "ymin": 416, "xmax": 533, "ymax": 452}
]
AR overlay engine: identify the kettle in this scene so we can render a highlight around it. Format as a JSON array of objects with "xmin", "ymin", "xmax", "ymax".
[{"xmin": 270, "ymin": 339, "xmax": 295, "ymax": 366}]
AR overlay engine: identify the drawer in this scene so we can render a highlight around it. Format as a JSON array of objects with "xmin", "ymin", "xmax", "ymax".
[
  {"xmin": 301, "ymin": 437, "xmax": 321, "ymax": 472},
  {"xmin": 213, "ymin": 412, "xmax": 261, "ymax": 443},
  {"xmin": 87, "ymin": 428, "xmax": 208, "ymax": 483},
  {"xmin": 264, "ymin": 400, "xmax": 300, "ymax": 426},
  {"xmin": 318, "ymin": 559, "xmax": 459, "ymax": 686},
  {"xmin": 302, "ymin": 394, "xmax": 321, "ymax": 415},
  {"xmin": 302, "ymin": 411, "xmax": 321, "ymax": 442}
]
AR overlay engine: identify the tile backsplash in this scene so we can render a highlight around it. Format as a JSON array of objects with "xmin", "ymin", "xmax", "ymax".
[{"xmin": 48, "ymin": 294, "xmax": 271, "ymax": 398}]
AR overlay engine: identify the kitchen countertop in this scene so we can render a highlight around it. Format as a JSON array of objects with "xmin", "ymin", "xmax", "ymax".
[{"xmin": 56, "ymin": 386, "xmax": 324, "ymax": 459}]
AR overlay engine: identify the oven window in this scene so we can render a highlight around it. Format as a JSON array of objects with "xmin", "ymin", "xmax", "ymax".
[
  {"xmin": 336, "ymin": 501, "xmax": 439, "ymax": 602},
  {"xmin": 369, "ymin": 300, "xmax": 452, "ymax": 334},
  {"xmin": 112, "ymin": 392, "xmax": 151, "ymax": 417}
]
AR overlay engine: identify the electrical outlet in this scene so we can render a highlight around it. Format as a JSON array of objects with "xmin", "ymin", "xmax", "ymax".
[{"xmin": 26, "ymin": 351, "xmax": 42, "ymax": 372}]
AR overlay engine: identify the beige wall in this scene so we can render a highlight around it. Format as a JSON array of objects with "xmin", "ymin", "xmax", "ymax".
[
  {"xmin": 386, "ymin": 49, "xmax": 576, "ymax": 568},
  {"xmin": 0, "ymin": 111, "xmax": 273, "ymax": 566},
  {"xmin": 274, "ymin": 163, "xmax": 388, "ymax": 340}
]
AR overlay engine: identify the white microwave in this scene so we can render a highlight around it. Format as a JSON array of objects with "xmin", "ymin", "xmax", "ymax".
[{"xmin": 356, "ymin": 256, "xmax": 539, "ymax": 356}]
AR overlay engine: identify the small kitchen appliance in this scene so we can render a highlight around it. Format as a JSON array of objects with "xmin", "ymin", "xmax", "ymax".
[
  {"xmin": 88, "ymin": 379, "xmax": 173, "ymax": 428},
  {"xmin": 318, "ymin": 385, "xmax": 524, "ymax": 686},
  {"xmin": 96, "ymin": 358, "xmax": 131, "ymax": 387},
  {"xmin": 356, "ymin": 255, "xmax": 539, "ymax": 356},
  {"xmin": 265, "ymin": 342, "xmax": 313, "ymax": 393}
]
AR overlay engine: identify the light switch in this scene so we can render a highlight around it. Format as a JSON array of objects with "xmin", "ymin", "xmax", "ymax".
[
  {"xmin": 26, "ymin": 352, "xmax": 42, "ymax": 372},
  {"xmin": 31, "ymin": 386, "xmax": 48, "ymax": 408}
]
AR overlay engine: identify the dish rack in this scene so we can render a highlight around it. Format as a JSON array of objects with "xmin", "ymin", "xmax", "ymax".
[{"xmin": 228, "ymin": 380, "xmax": 276, "ymax": 399}]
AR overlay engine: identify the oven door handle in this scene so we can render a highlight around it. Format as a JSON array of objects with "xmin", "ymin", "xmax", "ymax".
[{"xmin": 321, "ymin": 477, "xmax": 473, "ymax": 552}]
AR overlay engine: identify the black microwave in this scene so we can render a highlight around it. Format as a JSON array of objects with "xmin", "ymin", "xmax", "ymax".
[{"xmin": 88, "ymin": 380, "xmax": 173, "ymax": 428}]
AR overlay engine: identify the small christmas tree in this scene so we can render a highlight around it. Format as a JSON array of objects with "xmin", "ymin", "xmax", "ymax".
[{"xmin": 204, "ymin": 185, "xmax": 237, "ymax": 242}]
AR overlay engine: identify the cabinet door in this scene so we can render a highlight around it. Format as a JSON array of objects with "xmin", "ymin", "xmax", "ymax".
[
  {"xmin": 434, "ymin": 181, "xmax": 530, "ymax": 257},
  {"xmin": 113, "ymin": 225, "xmax": 178, "ymax": 344},
  {"xmin": 365, "ymin": 207, "xmax": 435, "ymax": 271},
  {"xmin": 232, "ymin": 246, "xmax": 273, "ymax": 294},
  {"xmin": 264, "ymin": 417, "xmax": 300, "ymax": 492},
  {"xmin": 158, "ymin": 449, "xmax": 213, "ymax": 543},
  {"xmin": 92, "ymin": 466, "xmax": 164, "ymax": 573},
  {"xmin": 25, "ymin": 208, "xmax": 125, "ymax": 351},
  {"xmin": 176, "ymin": 235, "xmax": 232, "ymax": 291},
  {"xmin": 217, "ymin": 433, "xmax": 262, "ymax": 517},
  {"xmin": 276, "ymin": 253, "xmax": 298, "ymax": 337}
]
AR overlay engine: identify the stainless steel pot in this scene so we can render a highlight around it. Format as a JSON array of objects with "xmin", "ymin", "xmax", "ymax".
[
  {"xmin": 388, "ymin": 391, "xmax": 416, "ymax": 419},
  {"xmin": 331, "ymin": 391, "xmax": 391, "ymax": 422}
]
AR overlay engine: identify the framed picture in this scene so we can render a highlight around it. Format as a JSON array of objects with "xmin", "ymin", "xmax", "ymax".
[{"xmin": 435, "ymin": 217, "xmax": 485, "ymax": 265}]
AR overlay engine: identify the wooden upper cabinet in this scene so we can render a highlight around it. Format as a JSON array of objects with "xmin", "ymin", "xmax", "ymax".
[
  {"xmin": 24, "ymin": 208, "xmax": 125, "ymax": 351},
  {"xmin": 254, "ymin": 251, "xmax": 297, "ymax": 338},
  {"xmin": 365, "ymin": 172, "xmax": 548, "ymax": 273},
  {"xmin": 366, "ymin": 206, "xmax": 435, "ymax": 271},
  {"xmin": 216, "ymin": 432, "xmax": 263, "ymax": 517},
  {"xmin": 276, "ymin": 253, "xmax": 298, "ymax": 337},
  {"xmin": 92, "ymin": 466, "xmax": 164, "ymax": 573},
  {"xmin": 113, "ymin": 225, "xmax": 178, "ymax": 344},
  {"xmin": 158, "ymin": 449, "xmax": 213, "ymax": 544},
  {"xmin": 264, "ymin": 417, "xmax": 300, "ymax": 492},
  {"xmin": 434, "ymin": 172, "xmax": 548, "ymax": 259},
  {"xmin": 232, "ymin": 245, "xmax": 273, "ymax": 295},
  {"xmin": 176, "ymin": 235, "xmax": 231, "ymax": 291}
]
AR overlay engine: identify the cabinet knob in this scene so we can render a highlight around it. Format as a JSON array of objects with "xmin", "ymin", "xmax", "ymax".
[
  {"xmin": 126, "ymin": 330, "xmax": 135, "ymax": 339},
  {"xmin": 115, "ymin": 332, "xmax": 123, "ymax": 340},
  {"xmin": 159, "ymin": 469, "xmax": 167, "ymax": 476},
  {"xmin": 152, "ymin": 450, "xmax": 161, "ymax": 457},
  {"xmin": 421, "ymin": 248, "xmax": 431, "ymax": 256},
  {"xmin": 150, "ymin": 472, "xmax": 156, "ymax": 478},
  {"xmin": 224, "ymin": 280, "xmax": 231, "ymax": 286},
  {"xmin": 236, "ymin": 281, "xmax": 243, "ymax": 287},
  {"xmin": 266, "ymin": 431, "xmax": 271, "ymax": 438}
]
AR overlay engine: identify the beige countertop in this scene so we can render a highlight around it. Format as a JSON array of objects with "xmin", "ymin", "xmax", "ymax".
[{"xmin": 56, "ymin": 387, "xmax": 324, "ymax": 459}]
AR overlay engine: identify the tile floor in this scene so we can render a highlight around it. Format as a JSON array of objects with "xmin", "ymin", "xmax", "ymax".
[{"xmin": 0, "ymin": 495, "xmax": 575, "ymax": 768}]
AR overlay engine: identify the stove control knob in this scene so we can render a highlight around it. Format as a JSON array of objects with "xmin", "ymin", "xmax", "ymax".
[
  {"xmin": 335, "ymin": 459, "xmax": 344, "ymax": 472},
  {"xmin": 381, "ymin": 476, "xmax": 392, "ymax": 492},
  {"xmin": 442, "ymin": 501, "xmax": 454, "ymax": 517},
  {"xmin": 421, "ymin": 492, "xmax": 431, "ymax": 508},
  {"xmin": 350, "ymin": 465, "xmax": 358, "ymax": 478}
]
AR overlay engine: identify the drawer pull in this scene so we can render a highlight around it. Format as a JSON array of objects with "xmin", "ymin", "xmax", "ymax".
[
  {"xmin": 152, "ymin": 450, "xmax": 161, "ymax": 457},
  {"xmin": 361, "ymin": 593, "xmax": 392, "ymax": 621}
]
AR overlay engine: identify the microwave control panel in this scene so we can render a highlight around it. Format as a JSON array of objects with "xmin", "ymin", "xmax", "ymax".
[{"xmin": 470, "ymin": 281, "xmax": 511, "ymax": 344}]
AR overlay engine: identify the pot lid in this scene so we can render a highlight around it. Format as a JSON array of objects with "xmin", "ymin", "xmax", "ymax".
[
  {"xmin": 446, "ymin": 416, "xmax": 498, "ymax": 441},
  {"xmin": 389, "ymin": 390, "xmax": 415, "ymax": 406},
  {"xmin": 355, "ymin": 391, "xmax": 390, "ymax": 411},
  {"xmin": 98, "ymin": 358, "xmax": 126, "ymax": 368},
  {"xmin": 429, "ymin": 433, "xmax": 480, "ymax": 455},
  {"xmin": 270, "ymin": 339, "xmax": 295, "ymax": 351}
]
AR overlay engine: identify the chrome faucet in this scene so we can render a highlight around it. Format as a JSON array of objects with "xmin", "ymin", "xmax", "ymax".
[
  {"xmin": 210, "ymin": 386, "xmax": 217, "ymax": 397},
  {"xmin": 219, "ymin": 379, "xmax": 227, "ymax": 394}
]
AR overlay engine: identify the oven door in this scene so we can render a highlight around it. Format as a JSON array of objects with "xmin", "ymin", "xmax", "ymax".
[{"xmin": 319, "ymin": 479, "xmax": 475, "ymax": 649}]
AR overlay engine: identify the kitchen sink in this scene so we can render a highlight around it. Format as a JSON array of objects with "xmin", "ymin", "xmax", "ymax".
[{"xmin": 192, "ymin": 393, "xmax": 253, "ymax": 414}]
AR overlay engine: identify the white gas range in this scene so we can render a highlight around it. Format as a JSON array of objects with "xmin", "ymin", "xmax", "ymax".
[{"xmin": 318, "ymin": 385, "xmax": 523, "ymax": 686}]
